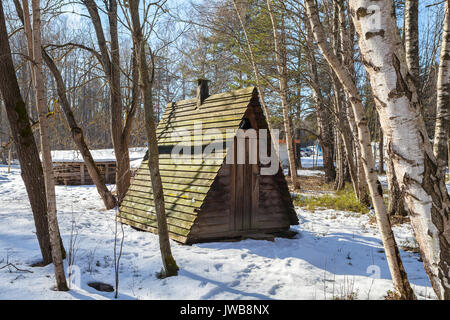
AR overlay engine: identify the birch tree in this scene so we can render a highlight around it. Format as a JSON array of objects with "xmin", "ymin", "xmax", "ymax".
[
  {"xmin": 433, "ymin": 0, "xmax": 449, "ymax": 183},
  {"xmin": 266, "ymin": 0, "xmax": 300, "ymax": 189},
  {"xmin": 404, "ymin": 0, "xmax": 420, "ymax": 89},
  {"xmin": 301, "ymin": 7, "xmax": 336, "ymax": 184},
  {"xmin": 348, "ymin": 0, "xmax": 450, "ymax": 299},
  {"xmin": 305, "ymin": 0, "xmax": 416, "ymax": 299}
]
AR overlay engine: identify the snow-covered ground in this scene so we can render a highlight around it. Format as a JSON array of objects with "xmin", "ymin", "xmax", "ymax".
[{"xmin": 0, "ymin": 165, "xmax": 436, "ymax": 300}]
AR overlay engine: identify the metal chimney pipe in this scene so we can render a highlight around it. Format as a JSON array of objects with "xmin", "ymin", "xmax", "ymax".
[{"xmin": 196, "ymin": 78, "xmax": 209, "ymax": 108}]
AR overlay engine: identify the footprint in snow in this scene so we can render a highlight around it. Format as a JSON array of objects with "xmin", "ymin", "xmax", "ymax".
[
  {"xmin": 243, "ymin": 263, "xmax": 257, "ymax": 272},
  {"xmin": 269, "ymin": 284, "xmax": 281, "ymax": 295},
  {"xmin": 229, "ymin": 280, "xmax": 240, "ymax": 287}
]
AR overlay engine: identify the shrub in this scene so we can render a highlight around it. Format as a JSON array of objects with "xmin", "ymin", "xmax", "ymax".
[{"xmin": 294, "ymin": 184, "xmax": 370, "ymax": 214}]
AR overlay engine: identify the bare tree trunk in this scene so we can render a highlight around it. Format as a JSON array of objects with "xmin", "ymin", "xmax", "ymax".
[
  {"xmin": 43, "ymin": 52, "xmax": 117, "ymax": 210},
  {"xmin": 82, "ymin": 0, "xmax": 134, "ymax": 203},
  {"xmin": 12, "ymin": 0, "xmax": 117, "ymax": 210},
  {"xmin": 266, "ymin": 0, "xmax": 299, "ymax": 189},
  {"xmin": 404, "ymin": 0, "xmax": 420, "ymax": 89},
  {"xmin": 304, "ymin": 16, "xmax": 336, "ymax": 183},
  {"xmin": 27, "ymin": 0, "xmax": 68, "ymax": 291},
  {"xmin": 448, "ymin": 132, "xmax": 450, "ymax": 170},
  {"xmin": 7, "ymin": 147, "xmax": 11, "ymax": 173},
  {"xmin": 108, "ymin": 0, "xmax": 131, "ymax": 203},
  {"xmin": 326, "ymin": 3, "xmax": 359, "ymax": 194},
  {"xmin": 335, "ymin": 134, "xmax": 345, "ymax": 190},
  {"xmin": 129, "ymin": 0, "xmax": 178, "ymax": 277},
  {"xmin": 433, "ymin": 1, "xmax": 449, "ymax": 182},
  {"xmin": 337, "ymin": 0, "xmax": 370, "ymax": 205},
  {"xmin": 386, "ymin": 157, "xmax": 408, "ymax": 216},
  {"xmin": 348, "ymin": 0, "xmax": 450, "ymax": 299},
  {"xmin": 0, "ymin": 3, "xmax": 53, "ymax": 265},
  {"xmin": 305, "ymin": 0, "xmax": 416, "ymax": 299},
  {"xmin": 379, "ymin": 126, "xmax": 384, "ymax": 174},
  {"xmin": 334, "ymin": 83, "xmax": 358, "ymax": 194}
]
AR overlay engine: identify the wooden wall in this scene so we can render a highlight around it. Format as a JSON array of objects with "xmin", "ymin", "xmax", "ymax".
[{"xmin": 53, "ymin": 161, "xmax": 116, "ymax": 185}]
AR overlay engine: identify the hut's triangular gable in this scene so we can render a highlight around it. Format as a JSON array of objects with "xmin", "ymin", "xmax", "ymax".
[{"xmin": 119, "ymin": 87, "xmax": 256, "ymax": 243}]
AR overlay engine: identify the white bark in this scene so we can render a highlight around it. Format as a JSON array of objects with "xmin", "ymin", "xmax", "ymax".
[
  {"xmin": 434, "ymin": 1, "xmax": 450, "ymax": 182},
  {"xmin": 305, "ymin": 0, "xmax": 416, "ymax": 299},
  {"xmin": 348, "ymin": 0, "xmax": 450, "ymax": 299},
  {"xmin": 404, "ymin": 0, "xmax": 420, "ymax": 87},
  {"xmin": 266, "ymin": 0, "xmax": 300, "ymax": 189}
]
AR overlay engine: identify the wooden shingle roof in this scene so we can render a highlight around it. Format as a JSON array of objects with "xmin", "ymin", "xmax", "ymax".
[{"xmin": 119, "ymin": 86, "xmax": 256, "ymax": 243}]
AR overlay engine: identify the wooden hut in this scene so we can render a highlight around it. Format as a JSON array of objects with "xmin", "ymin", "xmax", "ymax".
[
  {"xmin": 119, "ymin": 82, "xmax": 298, "ymax": 243},
  {"xmin": 50, "ymin": 148, "xmax": 146, "ymax": 185}
]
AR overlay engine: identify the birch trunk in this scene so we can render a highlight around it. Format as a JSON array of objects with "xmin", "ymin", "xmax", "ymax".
[
  {"xmin": 335, "ymin": 135, "xmax": 345, "ymax": 190},
  {"xmin": 337, "ymin": 0, "xmax": 370, "ymax": 205},
  {"xmin": 448, "ymin": 134, "xmax": 450, "ymax": 170},
  {"xmin": 27, "ymin": 0, "xmax": 68, "ymax": 291},
  {"xmin": 0, "ymin": 1, "xmax": 53, "ymax": 265},
  {"xmin": 348, "ymin": 0, "xmax": 450, "ymax": 299},
  {"xmin": 404, "ymin": 0, "xmax": 420, "ymax": 89},
  {"xmin": 305, "ymin": 0, "xmax": 416, "ymax": 299},
  {"xmin": 304, "ymin": 16, "xmax": 336, "ymax": 183},
  {"xmin": 433, "ymin": 1, "xmax": 450, "ymax": 183},
  {"xmin": 379, "ymin": 126, "xmax": 384, "ymax": 174},
  {"xmin": 129, "ymin": 0, "xmax": 178, "ymax": 277},
  {"xmin": 333, "ymin": 80, "xmax": 358, "ymax": 194},
  {"xmin": 267, "ymin": 0, "xmax": 299, "ymax": 189},
  {"xmin": 327, "ymin": 3, "xmax": 359, "ymax": 195},
  {"xmin": 386, "ymin": 156, "xmax": 408, "ymax": 216}
]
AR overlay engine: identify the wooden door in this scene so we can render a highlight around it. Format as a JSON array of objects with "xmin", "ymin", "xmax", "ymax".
[{"xmin": 231, "ymin": 136, "xmax": 259, "ymax": 231}]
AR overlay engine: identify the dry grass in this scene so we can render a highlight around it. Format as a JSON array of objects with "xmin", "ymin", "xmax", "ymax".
[
  {"xmin": 294, "ymin": 184, "xmax": 370, "ymax": 214},
  {"xmin": 368, "ymin": 214, "xmax": 410, "ymax": 226},
  {"xmin": 384, "ymin": 290, "xmax": 402, "ymax": 300},
  {"xmin": 399, "ymin": 238, "xmax": 420, "ymax": 254},
  {"xmin": 286, "ymin": 173, "xmax": 334, "ymax": 192}
]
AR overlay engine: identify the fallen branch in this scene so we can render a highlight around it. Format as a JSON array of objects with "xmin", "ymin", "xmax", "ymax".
[{"xmin": 0, "ymin": 263, "xmax": 33, "ymax": 273}]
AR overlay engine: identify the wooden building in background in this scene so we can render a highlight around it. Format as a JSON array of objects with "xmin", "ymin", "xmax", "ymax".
[
  {"xmin": 50, "ymin": 148, "xmax": 145, "ymax": 185},
  {"xmin": 119, "ymin": 84, "xmax": 298, "ymax": 244}
]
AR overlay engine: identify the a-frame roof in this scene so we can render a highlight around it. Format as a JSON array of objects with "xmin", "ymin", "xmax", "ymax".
[{"xmin": 119, "ymin": 86, "xmax": 257, "ymax": 243}]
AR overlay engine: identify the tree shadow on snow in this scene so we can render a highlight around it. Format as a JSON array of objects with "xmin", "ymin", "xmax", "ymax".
[
  {"xmin": 196, "ymin": 226, "xmax": 431, "ymax": 288},
  {"xmin": 179, "ymin": 269, "xmax": 273, "ymax": 300}
]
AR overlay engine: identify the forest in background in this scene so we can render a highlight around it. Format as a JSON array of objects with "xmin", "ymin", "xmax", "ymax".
[{"xmin": 0, "ymin": 0, "xmax": 443, "ymax": 154}]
